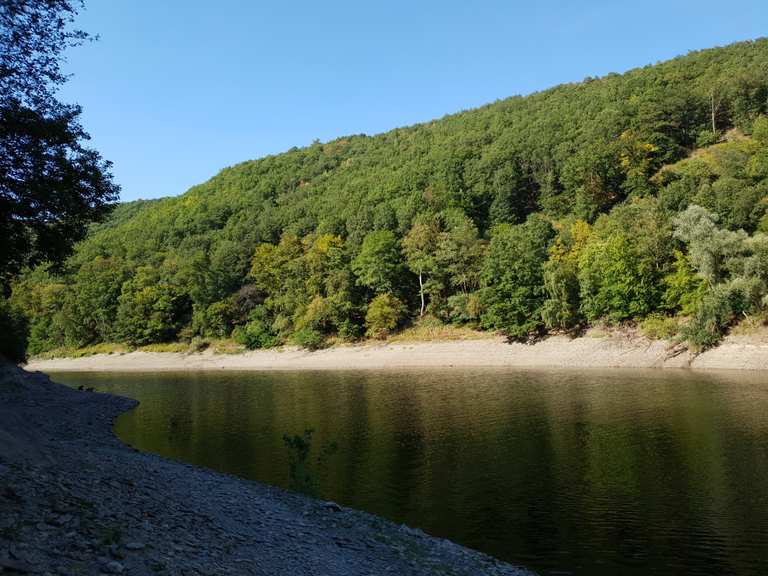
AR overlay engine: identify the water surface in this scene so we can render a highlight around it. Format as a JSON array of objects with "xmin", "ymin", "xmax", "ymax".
[{"xmin": 50, "ymin": 368, "xmax": 768, "ymax": 575}]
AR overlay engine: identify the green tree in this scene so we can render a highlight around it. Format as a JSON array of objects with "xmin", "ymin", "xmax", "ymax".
[
  {"xmin": 672, "ymin": 205, "xmax": 749, "ymax": 285},
  {"xmin": 61, "ymin": 256, "xmax": 131, "ymax": 346},
  {"xmin": 116, "ymin": 266, "xmax": 190, "ymax": 346},
  {"xmin": 365, "ymin": 293, "xmax": 407, "ymax": 339},
  {"xmin": 541, "ymin": 220, "xmax": 592, "ymax": 330},
  {"xmin": 0, "ymin": 0, "xmax": 118, "ymax": 289},
  {"xmin": 480, "ymin": 215, "xmax": 555, "ymax": 339},
  {"xmin": 352, "ymin": 230, "xmax": 405, "ymax": 294},
  {"xmin": 578, "ymin": 198, "xmax": 672, "ymax": 322},
  {"xmin": 402, "ymin": 215, "xmax": 440, "ymax": 316}
]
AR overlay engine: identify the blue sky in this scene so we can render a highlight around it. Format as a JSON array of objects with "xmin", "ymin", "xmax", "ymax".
[{"xmin": 60, "ymin": 1, "xmax": 768, "ymax": 202}]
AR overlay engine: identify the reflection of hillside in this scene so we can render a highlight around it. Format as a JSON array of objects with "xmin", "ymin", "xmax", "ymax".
[{"xmin": 52, "ymin": 369, "xmax": 768, "ymax": 576}]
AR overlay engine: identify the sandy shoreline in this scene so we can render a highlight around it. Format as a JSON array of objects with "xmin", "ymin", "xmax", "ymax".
[{"xmin": 26, "ymin": 333, "xmax": 768, "ymax": 372}]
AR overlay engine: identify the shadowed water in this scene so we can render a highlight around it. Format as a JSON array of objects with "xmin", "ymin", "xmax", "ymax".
[{"xmin": 49, "ymin": 368, "xmax": 768, "ymax": 576}]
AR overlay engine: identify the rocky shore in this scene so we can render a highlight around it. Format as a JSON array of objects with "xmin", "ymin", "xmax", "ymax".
[{"xmin": 0, "ymin": 363, "xmax": 532, "ymax": 575}]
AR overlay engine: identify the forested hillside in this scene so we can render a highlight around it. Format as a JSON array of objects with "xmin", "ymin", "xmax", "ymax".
[{"xmin": 12, "ymin": 39, "xmax": 768, "ymax": 354}]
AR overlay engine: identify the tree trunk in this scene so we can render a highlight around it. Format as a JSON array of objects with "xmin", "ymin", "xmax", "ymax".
[
  {"xmin": 418, "ymin": 272, "xmax": 425, "ymax": 317},
  {"xmin": 711, "ymin": 90, "xmax": 717, "ymax": 134}
]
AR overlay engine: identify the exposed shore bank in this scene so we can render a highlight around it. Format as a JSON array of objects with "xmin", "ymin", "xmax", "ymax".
[
  {"xmin": 0, "ymin": 363, "xmax": 531, "ymax": 575},
  {"xmin": 26, "ymin": 332, "xmax": 768, "ymax": 373}
]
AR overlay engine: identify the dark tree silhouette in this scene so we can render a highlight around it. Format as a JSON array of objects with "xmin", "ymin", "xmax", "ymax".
[{"xmin": 0, "ymin": 0, "xmax": 118, "ymax": 290}]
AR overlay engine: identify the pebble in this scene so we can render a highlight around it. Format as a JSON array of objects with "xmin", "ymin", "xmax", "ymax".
[
  {"xmin": 124, "ymin": 542, "xmax": 145, "ymax": 551},
  {"xmin": 323, "ymin": 501, "xmax": 343, "ymax": 512},
  {"xmin": 101, "ymin": 560, "xmax": 124, "ymax": 574}
]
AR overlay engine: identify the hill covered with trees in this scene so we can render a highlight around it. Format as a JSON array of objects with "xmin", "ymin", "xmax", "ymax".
[{"xmin": 12, "ymin": 39, "xmax": 768, "ymax": 355}]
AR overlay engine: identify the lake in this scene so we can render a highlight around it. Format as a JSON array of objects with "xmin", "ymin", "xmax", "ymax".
[{"xmin": 49, "ymin": 368, "xmax": 768, "ymax": 575}]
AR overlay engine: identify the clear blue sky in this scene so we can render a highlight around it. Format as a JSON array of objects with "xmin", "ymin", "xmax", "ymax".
[{"xmin": 60, "ymin": 0, "xmax": 768, "ymax": 202}]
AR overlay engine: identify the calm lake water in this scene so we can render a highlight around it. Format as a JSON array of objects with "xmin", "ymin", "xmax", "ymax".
[{"xmin": 49, "ymin": 368, "xmax": 768, "ymax": 576}]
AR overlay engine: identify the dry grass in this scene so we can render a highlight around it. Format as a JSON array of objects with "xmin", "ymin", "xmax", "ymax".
[
  {"xmin": 729, "ymin": 312, "xmax": 768, "ymax": 342},
  {"xmin": 386, "ymin": 317, "xmax": 494, "ymax": 343},
  {"xmin": 138, "ymin": 342, "xmax": 190, "ymax": 353},
  {"xmin": 32, "ymin": 343, "xmax": 130, "ymax": 360},
  {"xmin": 208, "ymin": 339, "xmax": 246, "ymax": 355},
  {"xmin": 639, "ymin": 314, "xmax": 680, "ymax": 340}
]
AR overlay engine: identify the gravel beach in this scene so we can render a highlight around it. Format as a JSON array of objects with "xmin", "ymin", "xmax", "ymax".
[{"xmin": 0, "ymin": 363, "xmax": 533, "ymax": 576}]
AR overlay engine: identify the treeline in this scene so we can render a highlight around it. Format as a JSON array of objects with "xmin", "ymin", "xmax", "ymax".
[{"xmin": 10, "ymin": 39, "xmax": 768, "ymax": 354}]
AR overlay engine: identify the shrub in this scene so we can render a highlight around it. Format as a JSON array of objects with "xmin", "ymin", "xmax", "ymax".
[
  {"xmin": 661, "ymin": 250, "xmax": 707, "ymax": 315},
  {"xmin": 541, "ymin": 258, "xmax": 582, "ymax": 330},
  {"xmin": 292, "ymin": 327, "xmax": 325, "ymax": 350},
  {"xmin": 696, "ymin": 129, "xmax": 720, "ymax": 148},
  {"xmin": 189, "ymin": 337, "xmax": 209, "ymax": 353},
  {"xmin": 445, "ymin": 292, "xmax": 481, "ymax": 324},
  {"xmin": 338, "ymin": 319, "xmax": 364, "ymax": 342},
  {"xmin": 683, "ymin": 289, "xmax": 734, "ymax": 349},
  {"xmin": 234, "ymin": 307, "xmax": 277, "ymax": 350},
  {"xmin": 365, "ymin": 293, "xmax": 406, "ymax": 339},
  {"xmin": 192, "ymin": 300, "xmax": 235, "ymax": 338},
  {"xmin": 640, "ymin": 314, "xmax": 679, "ymax": 340},
  {"xmin": 683, "ymin": 278, "xmax": 763, "ymax": 348}
]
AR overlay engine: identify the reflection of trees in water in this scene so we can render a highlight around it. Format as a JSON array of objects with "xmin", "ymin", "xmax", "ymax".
[{"xmin": 58, "ymin": 369, "xmax": 768, "ymax": 576}]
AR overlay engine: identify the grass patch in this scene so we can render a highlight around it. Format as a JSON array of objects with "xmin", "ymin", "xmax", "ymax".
[
  {"xmin": 729, "ymin": 310, "xmax": 768, "ymax": 340},
  {"xmin": 33, "ymin": 343, "xmax": 130, "ymax": 360},
  {"xmin": 208, "ymin": 338, "xmax": 246, "ymax": 354},
  {"xmin": 387, "ymin": 316, "xmax": 493, "ymax": 343},
  {"xmin": 33, "ymin": 338, "xmax": 249, "ymax": 359},
  {"xmin": 640, "ymin": 314, "xmax": 680, "ymax": 340},
  {"xmin": 138, "ymin": 342, "xmax": 190, "ymax": 353}
]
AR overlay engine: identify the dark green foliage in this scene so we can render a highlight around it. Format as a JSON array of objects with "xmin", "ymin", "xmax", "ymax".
[
  {"xmin": 683, "ymin": 280, "xmax": 760, "ymax": 348},
  {"xmin": 0, "ymin": 0, "xmax": 118, "ymax": 289},
  {"xmin": 578, "ymin": 198, "xmax": 672, "ymax": 322},
  {"xmin": 292, "ymin": 327, "xmax": 326, "ymax": 350},
  {"xmin": 192, "ymin": 300, "xmax": 235, "ymax": 339},
  {"xmin": 541, "ymin": 260, "xmax": 582, "ymax": 330},
  {"xmin": 445, "ymin": 292, "xmax": 482, "ymax": 324},
  {"xmin": 480, "ymin": 215, "xmax": 555, "ymax": 339},
  {"xmin": 232, "ymin": 306, "xmax": 278, "ymax": 350},
  {"xmin": 61, "ymin": 256, "xmax": 131, "ymax": 345},
  {"xmin": 662, "ymin": 251, "xmax": 707, "ymax": 314},
  {"xmin": 0, "ymin": 297, "xmax": 27, "ymax": 363},
  {"xmin": 352, "ymin": 231, "xmax": 405, "ymax": 294},
  {"xmin": 116, "ymin": 267, "xmax": 190, "ymax": 346}
]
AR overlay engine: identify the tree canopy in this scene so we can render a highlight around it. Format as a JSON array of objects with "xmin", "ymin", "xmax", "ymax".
[
  {"xmin": 1, "ymin": 0, "xmax": 117, "ymax": 362},
  {"xmin": 0, "ymin": 0, "xmax": 118, "ymax": 290},
  {"xmin": 13, "ymin": 39, "xmax": 768, "ymax": 354}
]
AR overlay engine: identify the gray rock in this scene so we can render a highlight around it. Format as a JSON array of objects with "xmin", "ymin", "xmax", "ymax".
[
  {"xmin": 323, "ymin": 501, "xmax": 343, "ymax": 512},
  {"xmin": 124, "ymin": 542, "xmax": 145, "ymax": 551},
  {"xmin": 101, "ymin": 560, "xmax": 124, "ymax": 574}
]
